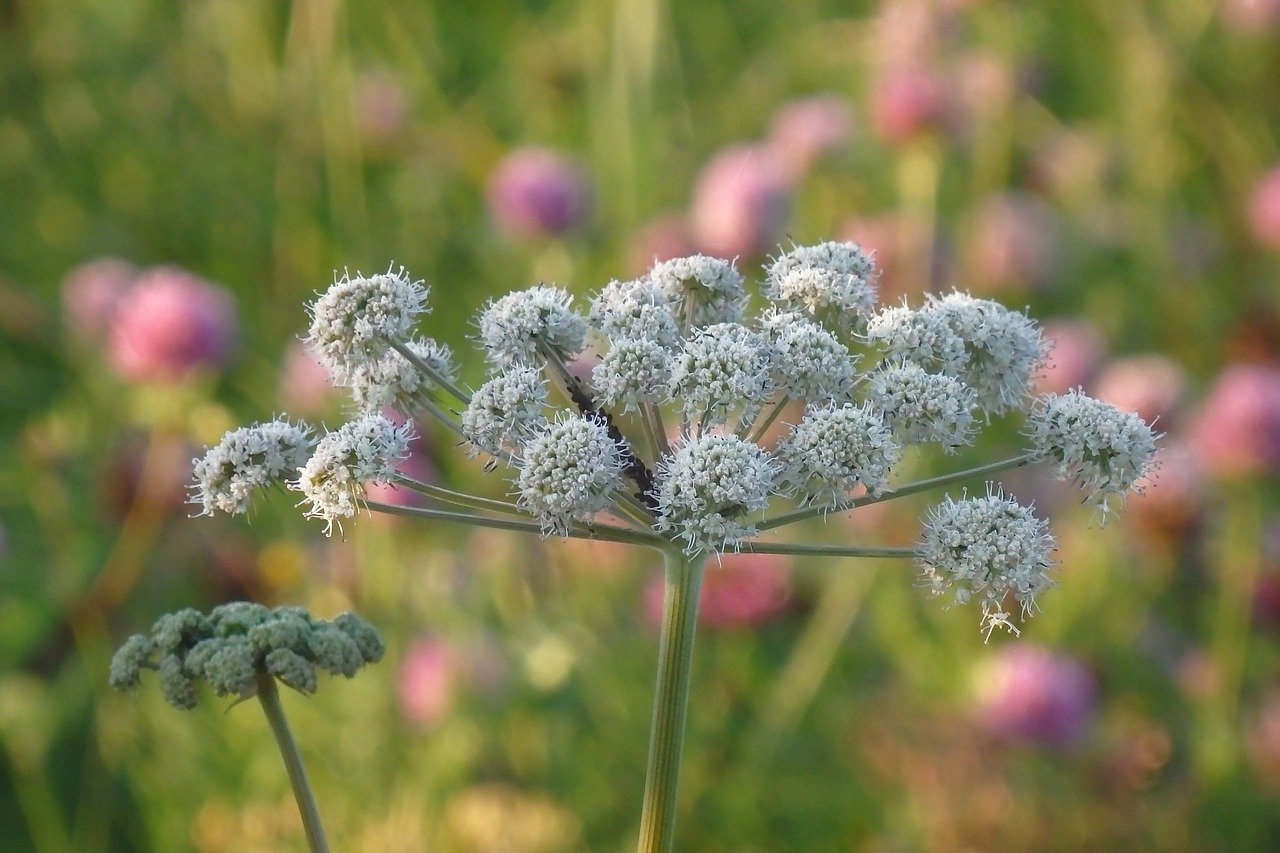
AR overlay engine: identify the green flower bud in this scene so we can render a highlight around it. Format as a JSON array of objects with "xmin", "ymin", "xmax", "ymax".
[
  {"xmin": 248, "ymin": 613, "xmax": 312, "ymax": 656},
  {"xmin": 151, "ymin": 608, "xmax": 209, "ymax": 654},
  {"xmin": 157, "ymin": 655, "xmax": 197, "ymax": 710},
  {"xmin": 333, "ymin": 612, "xmax": 386, "ymax": 663},
  {"xmin": 308, "ymin": 625, "xmax": 363, "ymax": 677},
  {"xmin": 266, "ymin": 648, "xmax": 318, "ymax": 694},
  {"xmin": 209, "ymin": 602, "xmax": 273, "ymax": 636},
  {"xmin": 108, "ymin": 634, "xmax": 153, "ymax": 691},
  {"xmin": 202, "ymin": 637, "xmax": 258, "ymax": 698}
]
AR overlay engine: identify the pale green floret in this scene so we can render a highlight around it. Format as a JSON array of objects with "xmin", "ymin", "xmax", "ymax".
[
  {"xmin": 777, "ymin": 402, "xmax": 901, "ymax": 505},
  {"xmin": 917, "ymin": 488, "xmax": 1056, "ymax": 640},
  {"xmin": 758, "ymin": 309, "xmax": 857, "ymax": 401},
  {"xmin": 867, "ymin": 361, "xmax": 978, "ymax": 452},
  {"xmin": 266, "ymin": 648, "xmax": 318, "ymax": 694},
  {"xmin": 477, "ymin": 285, "xmax": 588, "ymax": 368},
  {"xmin": 306, "ymin": 266, "xmax": 430, "ymax": 383},
  {"xmin": 110, "ymin": 604, "xmax": 385, "ymax": 707},
  {"xmin": 647, "ymin": 255, "xmax": 746, "ymax": 329},
  {"xmin": 202, "ymin": 636, "xmax": 258, "ymax": 698},
  {"xmin": 108, "ymin": 634, "xmax": 153, "ymax": 691},
  {"xmin": 190, "ymin": 418, "xmax": 315, "ymax": 517},
  {"xmin": 588, "ymin": 278, "xmax": 680, "ymax": 347},
  {"xmin": 461, "ymin": 366, "xmax": 549, "ymax": 457},
  {"xmin": 593, "ymin": 337, "xmax": 673, "ymax": 413},
  {"xmin": 307, "ymin": 625, "xmax": 365, "ymax": 678},
  {"xmin": 1026, "ymin": 389, "xmax": 1159, "ymax": 522},
  {"xmin": 516, "ymin": 415, "xmax": 628, "ymax": 534},
  {"xmin": 668, "ymin": 323, "xmax": 773, "ymax": 427},
  {"xmin": 655, "ymin": 434, "xmax": 777, "ymax": 555},
  {"xmin": 334, "ymin": 612, "xmax": 387, "ymax": 663},
  {"xmin": 157, "ymin": 655, "xmax": 198, "ymax": 710},
  {"xmin": 346, "ymin": 337, "xmax": 456, "ymax": 412},
  {"xmin": 865, "ymin": 302, "xmax": 968, "ymax": 376},
  {"xmin": 293, "ymin": 413, "xmax": 413, "ymax": 535}
]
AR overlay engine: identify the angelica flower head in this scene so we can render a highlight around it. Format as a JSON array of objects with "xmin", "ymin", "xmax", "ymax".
[
  {"xmin": 865, "ymin": 301, "xmax": 968, "ymax": 375},
  {"xmin": 867, "ymin": 361, "xmax": 978, "ymax": 452},
  {"xmin": 293, "ymin": 413, "xmax": 413, "ymax": 535},
  {"xmin": 917, "ymin": 488, "xmax": 1056, "ymax": 639},
  {"xmin": 764, "ymin": 241, "xmax": 878, "ymax": 329},
  {"xmin": 593, "ymin": 337, "xmax": 673, "ymax": 413},
  {"xmin": 655, "ymin": 434, "xmax": 777, "ymax": 555},
  {"xmin": 668, "ymin": 323, "xmax": 773, "ymax": 426},
  {"xmin": 647, "ymin": 255, "xmax": 746, "ymax": 329},
  {"xmin": 461, "ymin": 366, "xmax": 549, "ymax": 457},
  {"xmin": 190, "ymin": 418, "xmax": 314, "ymax": 516},
  {"xmin": 588, "ymin": 278, "xmax": 679, "ymax": 347},
  {"xmin": 777, "ymin": 402, "xmax": 901, "ymax": 505},
  {"xmin": 109, "ymin": 603, "xmax": 384, "ymax": 709},
  {"xmin": 346, "ymin": 337, "xmax": 456, "ymax": 412},
  {"xmin": 477, "ymin": 285, "xmax": 588, "ymax": 368},
  {"xmin": 1026, "ymin": 389, "xmax": 1159, "ymax": 520},
  {"xmin": 758, "ymin": 309, "xmax": 857, "ymax": 401},
  {"xmin": 516, "ymin": 415, "xmax": 628, "ymax": 534},
  {"xmin": 306, "ymin": 266, "xmax": 429, "ymax": 383}
]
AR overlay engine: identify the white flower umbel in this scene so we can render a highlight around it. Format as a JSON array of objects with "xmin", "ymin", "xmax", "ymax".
[
  {"xmin": 866, "ymin": 302, "xmax": 969, "ymax": 376},
  {"xmin": 1026, "ymin": 389, "xmax": 1159, "ymax": 520},
  {"xmin": 593, "ymin": 337, "xmax": 673, "ymax": 413},
  {"xmin": 924, "ymin": 291, "xmax": 1047, "ymax": 416},
  {"xmin": 346, "ymin": 337, "xmax": 456, "ymax": 412},
  {"xmin": 648, "ymin": 255, "xmax": 746, "ymax": 329},
  {"xmin": 588, "ymin": 279, "xmax": 680, "ymax": 347},
  {"xmin": 777, "ymin": 402, "xmax": 901, "ymax": 505},
  {"xmin": 191, "ymin": 418, "xmax": 314, "ymax": 516},
  {"xmin": 764, "ymin": 241, "xmax": 878, "ymax": 329},
  {"xmin": 758, "ymin": 309, "xmax": 857, "ymax": 401},
  {"xmin": 477, "ymin": 285, "xmax": 588, "ymax": 368},
  {"xmin": 655, "ymin": 434, "xmax": 776, "ymax": 554},
  {"xmin": 306, "ymin": 266, "xmax": 429, "ymax": 383},
  {"xmin": 917, "ymin": 488, "xmax": 1056, "ymax": 639},
  {"xmin": 293, "ymin": 413, "xmax": 412, "ymax": 534},
  {"xmin": 461, "ymin": 366, "xmax": 549, "ymax": 457},
  {"xmin": 516, "ymin": 415, "xmax": 628, "ymax": 534},
  {"xmin": 867, "ymin": 361, "xmax": 977, "ymax": 452},
  {"xmin": 668, "ymin": 323, "xmax": 773, "ymax": 427}
]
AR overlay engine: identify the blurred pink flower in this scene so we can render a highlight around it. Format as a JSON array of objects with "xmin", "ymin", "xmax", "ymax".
[
  {"xmin": 689, "ymin": 144, "xmax": 791, "ymax": 259},
  {"xmin": 61, "ymin": 257, "xmax": 137, "ymax": 344},
  {"xmin": 964, "ymin": 193, "xmax": 1059, "ymax": 292},
  {"xmin": 1247, "ymin": 692, "xmax": 1280, "ymax": 791},
  {"xmin": 277, "ymin": 341, "xmax": 337, "ymax": 417},
  {"xmin": 951, "ymin": 51, "xmax": 1016, "ymax": 134},
  {"xmin": 1221, "ymin": 0, "xmax": 1280, "ymax": 34},
  {"xmin": 1035, "ymin": 319, "xmax": 1105, "ymax": 395},
  {"xmin": 1189, "ymin": 362, "xmax": 1280, "ymax": 476},
  {"xmin": 874, "ymin": 0, "xmax": 942, "ymax": 69},
  {"xmin": 1248, "ymin": 166, "xmax": 1280, "ymax": 250},
  {"xmin": 1127, "ymin": 440, "xmax": 1204, "ymax": 541},
  {"xmin": 644, "ymin": 551, "xmax": 792, "ymax": 630},
  {"xmin": 107, "ymin": 266, "xmax": 237, "ymax": 382},
  {"xmin": 353, "ymin": 71, "xmax": 410, "ymax": 152},
  {"xmin": 1093, "ymin": 354, "xmax": 1186, "ymax": 426},
  {"xmin": 398, "ymin": 637, "xmax": 457, "ymax": 728},
  {"xmin": 766, "ymin": 95, "xmax": 853, "ymax": 179},
  {"xmin": 486, "ymin": 147, "xmax": 591, "ymax": 240},
  {"xmin": 628, "ymin": 214, "xmax": 695, "ymax": 275},
  {"xmin": 868, "ymin": 65, "xmax": 944, "ymax": 145},
  {"xmin": 972, "ymin": 644, "xmax": 1096, "ymax": 745}
]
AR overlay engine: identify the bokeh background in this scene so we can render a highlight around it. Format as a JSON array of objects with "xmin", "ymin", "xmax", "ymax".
[{"xmin": 3, "ymin": 0, "xmax": 1280, "ymax": 849}]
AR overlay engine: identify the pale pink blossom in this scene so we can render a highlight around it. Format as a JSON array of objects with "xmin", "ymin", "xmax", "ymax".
[
  {"xmin": 486, "ymin": 147, "xmax": 591, "ymax": 240},
  {"xmin": 689, "ymin": 145, "xmax": 791, "ymax": 259},
  {"xmin": 972, "ymin": 644, "xmax": 1095, "ymax": 745},
  {"xmin": 61, "ymin": 257, "xmax": 137, "ymax": 344},
  {"xmin": 1094, "ymin": 354, "xmax": 1186, "ymax": 425},
  {"xmin": 107, "ymin": 266, "xmax": 237, "ymax": 381},
  {"xmin": 277, "ymin": 341, "xmax": 338, "ymax": 416},
  {"xmin": 964, "ymin": 193, "xmax": 1059, "ymax": 292},
  {"xmin": 1034, "ymin": 320, "xmax": 1105, "ymax": 395},
  {"xmin": 645, "ymin": 551, "xmax": 792, "ymax": 630},
  {"xmin": 868, "ymin": 65, "xmax": 944, "ymax": 144},
  {"xmin": 398, "ymin": 637, "xmax": 457, "ymax": 728},
  {"xmin": 766, "ymin": 95, "xmax": 853, "ymax": 179},
  {"xmin": 1189, "ymin": 363, "xmax": 1280, "ymax": 476},
  {"xmin": 1249, "ymin": 167, "xmax": 1280, "ymax": 249}
]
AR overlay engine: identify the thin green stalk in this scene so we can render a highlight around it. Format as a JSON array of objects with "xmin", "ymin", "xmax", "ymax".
[
  {"xmin": 637, "ymin": 550, "xmax": 705, "ymax": 853},
  {"xmin": 389, "ymin": 339, "xmax": 470, "ymax": 403},
  {"xmin": 758, "ymin": 452, "xmax": 1038, "ymax": 532},
  {"xmin": 256, "ymin": 673, "xmax": 328, "ymax": 853},
  {"xmin": 740, "ymin": 541, "xmax": 917, "ymax": 559},
  {"xmin": 364, "ymin": 499, "xmax": 664, "ymax": 547},
  {"xmin": 410, "ymin": 392, "xmax": 467, "ymax": 441},
  {"xmin": 646, "ymin": 404, "xmax": 671, "ymax": 457},
  {"xmin": 744, "ymin": 396, "xmax": 789, "ymax": 445},
  {"xmin": 393, "ymin": 474, "xmax": 526, "ymax": 517}
]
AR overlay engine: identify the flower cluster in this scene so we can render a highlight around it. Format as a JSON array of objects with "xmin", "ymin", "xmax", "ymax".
[
  {"xmin": 109, "ymin": 603, "xmax": 384, "ymax": 709},
  {"xmin": 190, "ymin": 418, "xmax": 314, "ymax": 516},
  {"xmin": 187, "ymin": 239, "xmax": 1162, "ymax": 635}
]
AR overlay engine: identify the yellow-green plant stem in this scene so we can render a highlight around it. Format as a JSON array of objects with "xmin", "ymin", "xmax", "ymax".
[
  {"xmin": 256, "ymin": 673, "xmax": 328, "ymax": 853},
  {"xmin": 637, "ymin": 549, "xmax": 706, "ymax": 853}
]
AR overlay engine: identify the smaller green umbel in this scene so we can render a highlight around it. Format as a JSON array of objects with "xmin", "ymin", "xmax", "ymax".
[{"xmin": 110, "ymin": 603, "xmax": 385, "ymax": 853}]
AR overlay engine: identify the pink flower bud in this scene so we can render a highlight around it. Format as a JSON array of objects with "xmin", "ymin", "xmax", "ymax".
[
  {"xmin": 61, "ymin": 257, "xmax": 137, "ymax": 344},
  {"xmin": 766, "ymin": 95, "xmax": 853, "ymax": 179},
  {"xmin": 1249, "ymin": 167, "xmax": 1280, "ymax": 250},
  {"xmin": 689, "ymin": 145, "xmax": 792, "ymax": 259},
  {"xmin": 486, "ymin": 147, "xmax": 591, "ymax": 240},
  {"xmin": 398, "ymin": 637, "xmax": 456, "ymax": 728},
  {"xmin": 972, "ymin": 644, "xmax": 1095, "ymax": 745},
  {"xmin": 107, "ymin": 266, "xmax": 237, "ymax": 382},
  {"xmin": 868, "ymin": 65, "xmax": 944, "ymax": 144}
]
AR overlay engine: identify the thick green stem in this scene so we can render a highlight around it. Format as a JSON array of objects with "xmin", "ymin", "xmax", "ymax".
[
  {"xmin": 256, "ymin": 673, "xmax": 328, "ymax": 853},
  {"xmin": 637, "ymin": 550, "xmax": 705, "ymax": 853}
]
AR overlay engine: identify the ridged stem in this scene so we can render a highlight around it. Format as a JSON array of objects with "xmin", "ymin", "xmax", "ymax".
[
  {"xmin": 637, "ymin": 550, "xmax": 706, "ymax": 853},
  {"xmin": 256, "ymin": 673, "xmax": 328, "ymax": 853}
]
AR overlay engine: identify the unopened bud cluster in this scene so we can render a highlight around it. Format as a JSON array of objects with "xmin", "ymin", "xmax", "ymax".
[
  {"xmin": 109, "ymin": 603, "xmax": 384, "ymax": 709},
  {"xmin": 186, "ymin": 240, "xmax": 1162, "ymax": 635}
]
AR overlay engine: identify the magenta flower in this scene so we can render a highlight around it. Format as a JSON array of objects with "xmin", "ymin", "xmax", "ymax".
[
  {"xmin": 486, "ymin": 147, "xmax": 591, "ymax": 240},
  {"xmin": 766, "ymin": 95, "xmax": 853, "ymax": 179},
  {"xmin": 1035, "ymin": 320, "xmax": 1105, "ymax": 395},
  {"xmin": 107, "ymin": 266, "xmax": 237, "ymax": 382},
  {"xmin": 689, "ymin": 144, "xmax": 791, "ymax": 259},
  {"xmin": 972, "ymin": 644, "xmax": 1095, "ymax": 745},
  {"xmin": 61, "ymin": 257, "xmax": 137, "ymax": 344},
  {"xmin": 1249, "ymin": 167, "xmax": 1280, "ymax": 250},
  {"xmin": 397, "ymin": 637, "xmax": 456, "ymax": 728},
  {"xmin": 1189, "ymin": 362, "xmax": 1280, "ymax": 476},
  {"xmin": 868, "ymin": 65, "xmax": 944, "ymax": 144}
]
